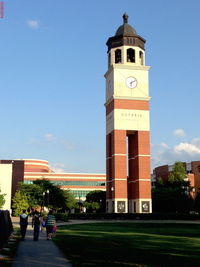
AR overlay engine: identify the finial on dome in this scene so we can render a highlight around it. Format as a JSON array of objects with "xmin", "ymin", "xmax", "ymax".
[{"xmin": 123, "ymin": 13, "xmax": 129, "ymax": 24}]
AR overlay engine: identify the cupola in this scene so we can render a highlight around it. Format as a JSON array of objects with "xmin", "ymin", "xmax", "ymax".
[{"xmin": 106, "ymin": 14, "xmax": 146, "ymax": 52}]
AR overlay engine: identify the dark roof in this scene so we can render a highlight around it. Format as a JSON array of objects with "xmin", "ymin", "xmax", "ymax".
[{"xmin": 115, "ymin": 13, "xmax": 137, "ymax": 37}]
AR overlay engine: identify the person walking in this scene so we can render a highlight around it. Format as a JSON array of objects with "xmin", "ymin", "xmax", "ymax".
[
  {"xmin": 32, "ymin": 210, "xmax": 41, "ymax": 241},
  {"xmin": 19, "ymin": 209, "xmax": 28, "ymax": 241},
  {"xmin": 45, "ymin": 210, "xmax": 56, "ymax": 240}
]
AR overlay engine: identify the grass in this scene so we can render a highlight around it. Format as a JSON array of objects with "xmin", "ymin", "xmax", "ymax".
[{"xmin": 53, "ymin": 222, "xmax": 200, "ymax": 267}]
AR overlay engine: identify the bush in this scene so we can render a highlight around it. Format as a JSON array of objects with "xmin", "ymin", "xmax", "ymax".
[
  {"xmin": 68, "ymin": 212, "xmax": 200, "ymax": 221},
  {"xmin": 54, "ymin": 213, "xmax": 69, "ymax": 222}
]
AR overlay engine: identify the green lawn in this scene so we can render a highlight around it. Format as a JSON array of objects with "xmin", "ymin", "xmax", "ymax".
[{"xmin": 54, "ymin": 222, "xmax": 200, "ymax": 267}]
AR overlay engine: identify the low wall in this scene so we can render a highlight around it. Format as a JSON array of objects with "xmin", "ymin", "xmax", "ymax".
[{"xmin": 0, "ymin": 210, "xmax": 13, "ymax": 249}]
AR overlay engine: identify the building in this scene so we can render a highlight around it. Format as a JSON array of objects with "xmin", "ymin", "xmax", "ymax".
[
  {"xmin": 152, "ymin": 161, "xmax": 200, "ymax": 191},
  {"xmin": 0, "ymin": 159, "xmax": 106, "ymax": 210},
  {"xmin": 0, "ymin": 163, "xmax": 12, "ymax": 211},
  {"xmin": 105, "ymin": 14, "xmax": 152, "ymax": 213}
]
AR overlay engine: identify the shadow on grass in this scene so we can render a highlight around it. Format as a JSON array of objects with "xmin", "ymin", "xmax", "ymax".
[{"xmin": 54, "ymin": 223, "xmax": 200, "ymax": 267}]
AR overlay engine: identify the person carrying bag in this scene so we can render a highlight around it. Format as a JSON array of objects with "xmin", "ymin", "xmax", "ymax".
[{"xmin": 45, "ymin": 210, "xmax": 56, "ymax": 240}]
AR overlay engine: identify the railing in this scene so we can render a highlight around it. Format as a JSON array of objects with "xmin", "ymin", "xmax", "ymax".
[{"xmin": 0, "ymin": 210, "xmax": 13, "ymax": 249}]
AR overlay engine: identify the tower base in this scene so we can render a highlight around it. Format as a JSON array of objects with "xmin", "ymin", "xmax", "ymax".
[{"xmin": 106, "ymin": 198, "xmax": 152, "ymax": 213}]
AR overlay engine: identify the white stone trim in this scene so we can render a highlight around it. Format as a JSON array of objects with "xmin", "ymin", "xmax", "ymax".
[
  {"xmin": 128, "ymin": 179, "xmax": 150, "ymax": 183},
  {"xmin": 24, "ymin": 162, "xmax": 48, "ymax": 167},
  {"xmin": 15, "ymin": 159, "xmax": 48, "ymax": 163},
  {"xmin": 113, "ymin": 96, "xmax": 151, "ymax": 101},
  {"xmin": 129, "ymin": 154, "xmax": 150, "ymax": 160},
  {"xmin": 113, "ymin": 154, "xmax": 127, "ymax": 156},
  {"xmin": 109, "ymin": 178, "xmax": 127, "ymax": 181},
  {"xmin": 24, "ymin": 175, "xmax": 106, "ymax": 180},
  {"xmin": 24, "ymin": 172, "xmax": 105, "ymax": 176}
]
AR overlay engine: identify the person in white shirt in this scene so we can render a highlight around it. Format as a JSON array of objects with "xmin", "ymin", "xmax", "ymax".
[{"xmin": 19, "ymin": 210, "xmax": 28, "ymax": 241}]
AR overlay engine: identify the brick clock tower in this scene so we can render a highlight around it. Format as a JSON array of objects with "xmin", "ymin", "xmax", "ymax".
[{"xmin": 105, "ymin": 14, "xmax": 152, "ymax": 213}]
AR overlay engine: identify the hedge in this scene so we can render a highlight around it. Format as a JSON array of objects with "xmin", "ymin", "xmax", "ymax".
[{"xmin": 68, "ymin": 212, "xmax": 200, "ymax": 221}]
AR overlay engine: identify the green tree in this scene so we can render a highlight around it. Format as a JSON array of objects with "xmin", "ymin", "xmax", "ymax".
[
  {"xmin": 85, "ymin": 190, "xmax": 106, "ymax": 213},
  {"xmin": 17, "ymin": 183, "xmax": 43, "ymax": 208},
  {"xmin": 13, "ymin": 179, "xmax": 77, "ymax": 212},
  {"xmin": 0, "ymin": 188, "xmax": 6, "ymax": 209},
  {"xmin": 194, "ymin": 190, "xmax": 200, "ymax": 213},
  {"xmin": 12, "ymin": 190, "xmax": 29, "ymax": 216},
  {"xmin": 152, "ymin": 162, "xmax": 193, "ymax": 213},
  {"xmin": 168, "ymin": 161, "xmax": 187, "ymax": 183},
  {"xmin": 33, "ymin": 179, "xmax": 71, "ymax": 210},
  {"xmin": 64, "ymin": 190, "xmax": 77, "ymax": 210}
]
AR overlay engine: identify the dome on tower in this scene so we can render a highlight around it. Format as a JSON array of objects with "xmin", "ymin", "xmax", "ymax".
[
  {"xmin": 115, "ymin": 13, "xmax": 137, "ymax": 37},
  {"xmin": 106, "ymin": 14, "xmax": 145, "ymax": 52}
]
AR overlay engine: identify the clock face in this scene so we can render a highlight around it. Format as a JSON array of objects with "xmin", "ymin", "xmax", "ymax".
[{"xmin": 126, "ymin": 77, "xmax": 137, "ymax": 89}]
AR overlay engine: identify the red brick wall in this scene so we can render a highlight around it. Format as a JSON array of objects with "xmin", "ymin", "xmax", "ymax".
[{"xmin": 191, "ymin": 161, "xmax": 200, "ymax": 188}]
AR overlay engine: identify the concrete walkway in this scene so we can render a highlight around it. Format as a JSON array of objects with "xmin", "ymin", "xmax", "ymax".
[{"xmin": 12, "ymin": 223, "xmax": 72, "ymax": 267}]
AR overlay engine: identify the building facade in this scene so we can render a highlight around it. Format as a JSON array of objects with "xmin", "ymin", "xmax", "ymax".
[
  {"xmin": 0, "ymin": 159, "xmax": 106, "ymax": 210},
  {"xmin": 0, "ymin": 163, "xmax": 12, "ymax": 211},
  {"xmin": 152, "ymin": 161, "xmax": 200, "ymax": 191},
  {"xmin": 105, "ymin": 14, "xmax": 152, "ymax": 213}
]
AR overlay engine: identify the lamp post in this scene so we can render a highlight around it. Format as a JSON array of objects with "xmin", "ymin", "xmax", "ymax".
[
  {"xmin": 192, "ymin": 187, "xmax": 196, "ymax": 199},
  {"xmin": 46, "ymin": 190, "xmax": 49, "ymax": 208},
  {"xmin": 78, "ymin": 196, "xmax": 81, "ymax": 213},
  {"xmin": 43, "ymin": 192, "xmax": 45, "ymax": 210},
  {"xmin": 111, "ymin": 186, "xmax": 114, "ymax": 213}
]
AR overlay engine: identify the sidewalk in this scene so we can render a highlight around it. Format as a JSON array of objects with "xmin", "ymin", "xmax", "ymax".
[{"xmin": 12, "ymin": 223, "xmax": 72, "ymax": 267}]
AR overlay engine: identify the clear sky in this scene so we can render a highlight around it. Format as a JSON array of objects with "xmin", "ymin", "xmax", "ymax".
[{"xmin": 0, "ymin": 0, "xmax": 200, "ymax": 173}]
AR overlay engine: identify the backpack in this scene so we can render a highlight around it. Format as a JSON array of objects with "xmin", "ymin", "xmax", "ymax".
[
  {"xmin": 20, "ymin": 214, "xmax": 28, "ymax": 225},
  {"xmin": 33, "ymin": 215, "xmax": 40, "ymax": 225}
]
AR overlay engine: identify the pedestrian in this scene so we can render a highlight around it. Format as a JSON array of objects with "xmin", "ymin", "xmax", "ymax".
[
  {"xmin": 19, "ymin": 209, "xmax": 28, "ymax": 241},
  {"xmin": 45, "ymin": 210, "xmax": 56, "ymax": 240},
  {"xmin": 32, "ymin": 210, "xmax": 41, "ymax": 241}
]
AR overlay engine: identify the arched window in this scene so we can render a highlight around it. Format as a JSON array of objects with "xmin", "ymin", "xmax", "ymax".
[
  {"xmin": 127, "ymin": 48, "xmax": 135, "ymax": 63},
  {"xmin": 139, "ymin": 51, "xmax": 144, "ymax": 65},
  {"xmin": 115, "ymin": 49, "xmax": 121, "ymax": 63}
]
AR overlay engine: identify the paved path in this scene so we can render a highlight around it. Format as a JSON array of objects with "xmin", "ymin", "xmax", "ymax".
[{"xmin": 12, "ymin": 224, "xmax": 72, "ymax": 267}]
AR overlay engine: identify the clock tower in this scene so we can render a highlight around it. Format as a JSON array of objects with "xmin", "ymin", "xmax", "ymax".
[{"xmin": 105, "ymin": 14, "xmax": 152, "ymax": 213}]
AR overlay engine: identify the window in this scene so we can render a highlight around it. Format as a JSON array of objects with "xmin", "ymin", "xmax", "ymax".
[
  {"xmin": 139, "ymin": 51, "xmax": 144, "ymax": 65},
  {"xmin": 25, "ymin": 180, "xmax": 105, "ymax": 187},
  {"xmin": 127, "ymin": 48, "xmax": 135, "ymax": 63},
  {"xmin": 115, "ymin": 49, "xmax": 121, "ymax": 63}
]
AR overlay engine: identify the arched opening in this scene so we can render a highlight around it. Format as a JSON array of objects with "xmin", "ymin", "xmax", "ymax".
[
  {"xmin": 139, "ymin": 51, "xmax": 144, "ymax": 65},
  {"xmin": 115, "ymin": 49, "xmax": 121, "ymax": 63},
  {"xmin": 127, "ymin": 48, "xmax": 135, "ymax": 63}
]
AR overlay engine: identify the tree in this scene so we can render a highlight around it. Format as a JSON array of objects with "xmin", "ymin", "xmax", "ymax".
[
  {"xmin": 33, "ymin": 179, "xmax": 65, "ymax": 209},
  {"xmin": 168, "ymin": 161, "xmax": 187, "ymax": 183},
  {"xmin": 0, "ymin": 188, "xmax": 6, "ymax": 209},
  {"xmin": 64, "ymin": 190, "xmax": 77, "ymax": 210},
  {"xmin": 13, "ymin": 179, "xmax": 77, "ymax": 212},
  {"xmin": 194, "ymin": 190, "xmax": 200, "ymax": 213},
  {"xmin": 17, "ymin": 183, "xmax": 43, "ymax": 208},
  {"xmin": 152, "ymin": 162, "xmax": 193, "ymax": 213},
  {"xmin": 85, "ymin": 190, "xmax": 106, "ymax": 213},
  {"xmin": 12, "ymin": 191, "xmax": 29, "ymax": 216}
]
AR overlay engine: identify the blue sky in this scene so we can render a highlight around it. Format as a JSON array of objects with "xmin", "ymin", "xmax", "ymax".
[{"xmin": 0, "ymin": 0, "xmax": 200, "ymax": 173}]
